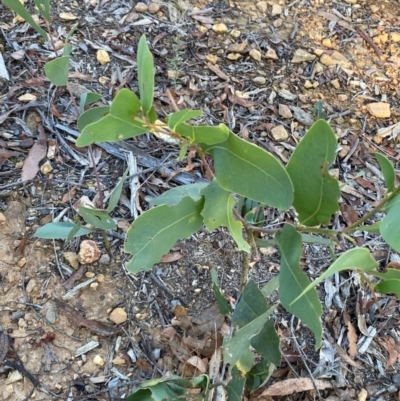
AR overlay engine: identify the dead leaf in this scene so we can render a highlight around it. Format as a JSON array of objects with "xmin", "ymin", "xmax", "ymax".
[
  {"xmin": 160, "ymin": 251, "xmax": 184, "ymax": 263},
  {"xmin": 317, "ymin": 10, "xmax": 355, "ymax": 31},
  {"xmin": 343, "ymin": 312, "xmax": 358, "ymax": 358},
  {"xmin": 61, "ymin": 186, "xmax": 77, "ymax": 203},
  {"xmin": 378, "ymin": 335, "xmax": 400, "ymax": 368},
  {"xmin": 207, "ymin": 63, "xmax": 230, "ymax": 81},
  {"xmin": 21, "ymin": 124, "xmax": 47, "ymax": 182},
  {"xmin": 169, "ymin": 334, "xmax": 191, "ymax": 362},
  {"xmin": 186, "ymin": 355, "xmax": 207, "ymax": 373},
  {"xmin": 224, "ymin": 86, "xmax": 258, "ymax": 107},
  {"xmin": 191, "ymin": 15, "xmax": 214, "ymax": 25},
  {"xmin": 63, "ymin": 265, "xmax": 85, "ymax": 290},
  {"xmin": 54, "ymin": 299, "xmax": 120, "ymax": 336},
  {"xmin": 261, "ymin": 378, "xmax": 333, "ymax": 396},
  {"xmin": 174, "ymin": 305, "xmax": 188, "ymax": 318},
  {"xmin": 339, "ymin": 203, "xmax": 359, "ymax": 225}
]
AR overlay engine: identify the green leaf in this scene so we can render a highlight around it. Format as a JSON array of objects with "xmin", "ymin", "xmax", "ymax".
[
  {"xmin": 370, "ymin": 269, "xmax": 400, "ymax": 298},
  {"xmin": 351, "ymin": 221, "xmax": 381, "ymax": 234},
  {"xmin": 236, "ymin": 348, "xmax": 255, "ymax": 374},
  {"xmin": 76, "ymin": 89, "xmax": 146, "ymax": 146},
  {"xmin": 34, "ymin": 222, "xmax": 92, "ymax": 239},
  {"xmin": 203, "ymin": 131, "xmax": 293, "ymax": 210},
  {"xmin": 63, "ymin": 23, "xmax": 78, "ymax": 56},
  {"xmin": 375, "ymin": 279, "xmax": 400, "ymax": 297},
  {"xmin": 232, "ymin": 281, "xmax": 268, "ymax": 327},
  {"xmin": 1, "ymin": 0, "xmax": 48, "ymax": 38},
  {"xmin": 148, "ymin": 105, "xmax": 157, "ymax": 124},
  {"xmin": 107, "ymin": 168, "xmax": 129, "ymax": 212},
  {"xmin": 201, "ymin": 180, "xmax": 250, "ymax": 252},
  {"xmin": 44, "ymin": 56, "xmax": 70, "ymax": 86},
  {"xmin": 147, "ymin": 183, "xmax": 209, "ymax": 206},
  {"xmin": 232, "ymin": 283, "xmax": 280, "ymax": 364},
  {"xmin": 211, "ymin": 268, "xmax": 231, "ymax": 315},
  {"xmin": 261, "ymin": 276, "xmax": 279, "ymax": 297},
  {"xmin": 125, "ymin": 375, "xmax": 209, "ymax": 401},
  {"xmin": 175, "ymin": 123, "xmax": 229, "ymax": 145},
  {"xmin": 251, "ymin": 320, "xmax": 281, "ymax": 366},
  {"xmin": 275, "ymin": 224, "xmax": 323, "ymax": 349},
  {"xmin": 291, "ymin": 248, "xmax": 378, "ymax": 305},
  {"xmin": 79, "ymin": 92, "xmax": 102, "ymax": 113},
  {"xmin": 168, "ymin": 109, "xmax": 203, "ymax": 131},
  {"xmin": 286, "ymin": 119, "xmax": 340, "ymax": 226},
  {"xmin": 65, "ymin": 222, "xmax": 84, "ymax": 244},
  {"xmin": 77, "ymin": 106, "xmax": 110, "ymax": 131},
  {"xmin": 246, "ymin": 360, "xmax": 275, "ymax": 392},
  {"xmin": 34, "ymin": 0, "xmax": 50, "ymax": 21},
  {"xmin": 125, "ymin": 197, "xmax": 204, "ymax": 273},
  {"xmin": 224, "ymin": 306, "xmax": 276, "ymax": 367},
  {"xmin": 375, "ymin": 152, "xmax": 396, "ymax": 192},
  {"xmin": 226, "ymin": 367, "xmax": 245, "ymax": 401},
  {"xmin": 370, "ymin": 268, "xmax": 400, "ymax": 281},
  {"xmin": 78, "ymin": 207, "xmax": 116, "ymax": 230},
  {"xmin": 380, "ymin": 195, "xmax": 400, "ymax": 252},
  {"xmin": 137, "ymin": 35, "xmax": 154, "ymax": 116}
]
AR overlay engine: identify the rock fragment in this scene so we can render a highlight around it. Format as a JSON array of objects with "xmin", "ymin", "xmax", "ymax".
[
  {"xmin": 291, "ymin": 49, "xmax": 315, "ymax": 63},
  {"xmin": 366, "ymin": 102, "xmax": 391, "ymax": 118},
  {"xmin": 271, "ymin": 125, "xmax": 288, "ymax": 141},
  {"xmin": 110, "ymin": 308, "xmax": 128, "ymax": 324}
]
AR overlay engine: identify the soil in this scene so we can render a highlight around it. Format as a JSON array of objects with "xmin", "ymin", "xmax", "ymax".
[{"xmin": 1, "ymin": 0, "xmax": 400, "ymax": 400}]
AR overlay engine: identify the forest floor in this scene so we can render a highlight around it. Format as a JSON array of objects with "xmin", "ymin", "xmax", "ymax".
[{"xmin": 0, "ymin": 0, "xmax": 400, "ymax": 400}]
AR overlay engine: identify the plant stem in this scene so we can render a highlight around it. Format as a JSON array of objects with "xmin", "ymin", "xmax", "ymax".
[
  {"xmin": 45, "ymin": 19, "xmax": 58, "ymax": 57},
  {"xmin": 88, "ymin": 145, "xmax": 104, "ymax": 209},
  {"xmin": 239, "ymin": 239, "xmax": 251, "ymax": 292}
]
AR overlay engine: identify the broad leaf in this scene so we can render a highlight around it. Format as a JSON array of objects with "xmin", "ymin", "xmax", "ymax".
[
  {"xmin": 375, "ymin": 279, "xmax": 400, "ymax": 297},
  {"xmin": 256, "ymin": 233, "xmax": 332, "ymax": 248},
  {"xmin": 261, "ymin": 276, "xmax": 279, "ymax": 297},
  {"xmin": 77, "ymin": 106, "xmax": 110, "ymax": 131},
  {"xmin": 380, "ymin": 195, "xmax": 400, "ymax": 252},
  {"xmin": 34, "ymin": 0, "xmax": 50, "ymax": 21},
  {"xmin": 201, "ymin": 180, "xmax": 250, "ymax": 252},
  {"xmin": 232, "ymin": 282, "xmax": 281, "ymax": 366},
  {"xmin": 232, "ymin": 281, "xmax": 268, "ymax": 328},
  {"xmin": 76, "ymin": 89, "xmax": 146, "ymax": 146},
  {"xmin": 286, "ymin": 119, "xmax": 340, "ymax": 226},
  {"xmin": 375, "ymin": 152, "xmax": 396, "ymax": 192},
  {"xmin": 175, "ymin": 123, "xmax": 229, "ymax": 145},
  {"xmin": 1, "ymin": 0, "xmax": 48, "ymax": 38},
  {"xmin": 126, "ymin": 375, "xmax": 209, "ymax": 401},
  {"xmin": 226, "ymin": 367, "xmax": 245, "ymax": 401},
  {"xmin": 224, "ymin": 306, "xmax": 276, "ymax": 367},
  {"xmin": 34, "ymin": 222, "xmax": 92, "ymax": 239},
  {"xmin": 276, "ymin": 224, "xmax": 323, "ymax": 349},
  {"xmin": 168, "ymin": 109, "xmax": 203, "ymax": 131},
  {"xmin": 79, "ymin": 92, "xmax": 102, "ymax": 113},
  {"xmin": 350, "ymin": 221, "xmax": 381, "ymax": 234},
  {"xmin": 251, "ymin": 320, "xmax": 281, "ymax": 366},
  {"xmin": 147, "ymin": 183, "xmax": 208, "ymax": 206},
  {"xmin": 203, "ymin": 131, "xmax": 293, "ymax": 210},
  {"xmin": 63, "ymin": 23, "xmax": 78, "ymax": 57},
  {"xmin": 125, "ymin": 197, "xmax": 204, "ymax": 273},
  {"xmin": 137, "ymin": 35, "xmax": 154, "ymax": 116},
  {"xmin": 44, "ymin": 56, "xmax": 70, "ymax": 86},
  {"xmin": 107, "ymin": 167, "xmax": 129, "ymax": 212},
  {"xmin": 246, "ymin": 360, "xmax": 275, "ymax": 392},
  {"xmin": 370, "ymin": 268, "xmax": 400, "ymax": 281},
  {"xmin": 291, "ymin": 248, "xmax": 378, "ymax": 304},
  {"xmin": 211, "ymin": 268, "xmax": 231, "ymax": 315},
  {"xmin": 78, "ymin": 207, "xmax": 116, "ymax": 230}
]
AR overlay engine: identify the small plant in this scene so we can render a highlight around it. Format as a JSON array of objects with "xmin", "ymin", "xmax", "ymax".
[
  {"xmin": 166, "ymin": 34, "xmax": 186, "ymax": 86},
  {"xmin": 5, "ymin": 3, "xmax": 400, "ymax": 396}
]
